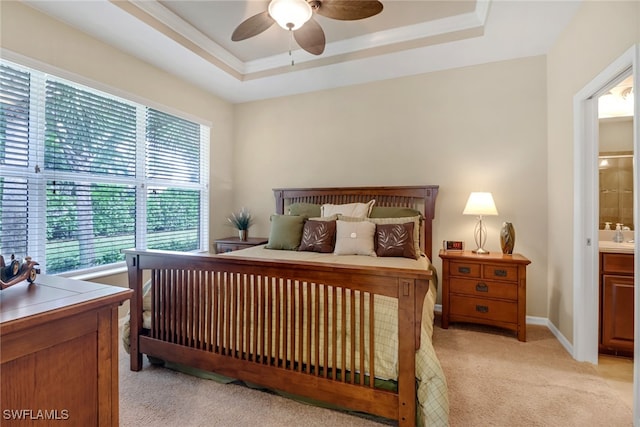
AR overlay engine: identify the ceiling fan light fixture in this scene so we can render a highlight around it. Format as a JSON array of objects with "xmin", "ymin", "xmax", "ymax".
[{"xmin": 268, "ymin": 0, "xmax": 313, "ymax": 31}]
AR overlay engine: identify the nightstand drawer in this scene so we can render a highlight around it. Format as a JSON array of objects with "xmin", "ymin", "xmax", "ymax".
[
  {"xmin": 217, "ymin": 243, "xmax": 243, "ymax": 253},
  {"xmin": 483, "ymin": 264, "xmax": 518, "ymax": 281},
  {"xmin": 450, "ymin": 295, "xmax": 517, "ymax": 323},
  {"xmin": 449, "ymin": 261, "xmax": 481, "ymax": 278},
  {"xmin": 214, "ymin": 237, "xmax": 268, "ymax": 254},
  {"xmin": 450, "ymin": 277, "xmax": 517, "ymax": 300}
]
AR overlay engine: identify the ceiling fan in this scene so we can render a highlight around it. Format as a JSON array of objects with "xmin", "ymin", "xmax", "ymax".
[{"xmin": 231, "ymin": 0, "xmax": 384, "ymax": 56}]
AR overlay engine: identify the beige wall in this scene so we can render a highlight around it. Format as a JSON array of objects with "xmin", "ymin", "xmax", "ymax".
[
  {"xmin": 5, "ymin": 0, "xmax": 638, "ymax": 334},
  {"xmin": 234, "ymin": 56, "xmax": 549, "ymax": 313},
  {"xmin": 547, "ymin": 1, "xmax": 640, "ymax": 342},
  {"xmin": 0, "ymin": 2, "xmax": 236, "ymax": 287}
]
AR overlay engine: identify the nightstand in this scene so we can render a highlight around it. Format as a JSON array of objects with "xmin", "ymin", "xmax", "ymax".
[
  {"xmin": 214, "ymin": 236, "xmax": 268, "ymax": 253},
  {"xmin": 439, "ymin": 249, "xmax": 531, "ymax": 341}
]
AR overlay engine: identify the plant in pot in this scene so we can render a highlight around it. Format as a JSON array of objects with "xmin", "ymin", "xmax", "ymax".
[{"xmin": 227, "ymin": 208, "xmax": 253, "ymax": 241}]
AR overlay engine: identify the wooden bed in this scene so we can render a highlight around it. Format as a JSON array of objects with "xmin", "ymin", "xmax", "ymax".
[{"xmin": 124, "ymin": 185, "xmax": 442, "ymax": 426}]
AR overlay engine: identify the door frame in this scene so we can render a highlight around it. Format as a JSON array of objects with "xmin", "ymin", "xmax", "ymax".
[{"xmin": 573, "ymin": 44, "xmax": 639, "ymax": 425}]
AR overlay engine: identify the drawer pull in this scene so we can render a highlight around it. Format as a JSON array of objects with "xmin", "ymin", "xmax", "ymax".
[
  {"xmin": 476, "ymin": 305, "xmax": 489, "ymax": 313},
  {"xmin": 494, "ymin": 269, "xmax": 507, "ymax": 277},
  {"xmin": 458, "ymin": 266, "xmax": 471, "ymax": 274},
  {"xmin": 475, "ymin": 282, "xmax": 489, "ymax": 292}
]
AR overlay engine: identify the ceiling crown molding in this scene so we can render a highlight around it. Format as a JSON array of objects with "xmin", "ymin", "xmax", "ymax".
[{"xmin": 123, "ymin": 0, "xmax": 491, "ymax": 79}]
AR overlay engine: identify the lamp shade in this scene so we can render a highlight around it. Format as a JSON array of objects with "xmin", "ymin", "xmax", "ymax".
[
  {"xmin": 463, "ymin": 192, "xmax": 498, "ymax": 216},
  {"xmin": 268, "ymin": 0, "xmax": 313, "ymax": 30}
]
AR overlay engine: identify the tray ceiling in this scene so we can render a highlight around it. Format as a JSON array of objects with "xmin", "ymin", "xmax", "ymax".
[{"xmin": 21, "ymin": 0, "xmax": 583, "ymax": 103}]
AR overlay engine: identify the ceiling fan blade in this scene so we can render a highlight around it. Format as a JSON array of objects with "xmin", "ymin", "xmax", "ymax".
[
  {"xmin": 294, "ymin": 18, "xmax": 325, "ymax": 55},
  {"xmin": 231, "ymin": 11, "xmax": 275, "ymax": 41},
  {"xmin": 314, "ymin": 0, "xmax": 383, "ymax": 21}
]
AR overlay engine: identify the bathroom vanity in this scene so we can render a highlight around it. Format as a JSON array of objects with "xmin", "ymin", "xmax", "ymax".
[{"xmin": 599, "ymin": 242, "xmax": 635, "ymax": 356}]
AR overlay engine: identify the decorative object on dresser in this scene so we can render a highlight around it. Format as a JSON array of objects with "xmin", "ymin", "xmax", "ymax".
[
  {"xmin": 1, "ymin": 275, "xmax": 131, "ymax": 426},
  {"xmin": 599, "ymin": 251, "xmax": 634, "ymax": 356},
  {"xmin": 0, "ymin": 254, "xmax": 39, "ymax": 289},
  {"xmin": 214, "ymin": 236, "xmax": 268, "ymax": 253},
  {"xmin": 439, "ymin": 250, "xmax": 531, "ymax": 341},
  {"xmin": 462, "ymin": 192, "xmax": 498, "ymax": 254},
  {"xmin": 226, "ymin": 207, "xmax": 254, "ymax": 241},
  {"xmin": 500, "ymin": 222, "xmax": 516, "ymax": 254}
]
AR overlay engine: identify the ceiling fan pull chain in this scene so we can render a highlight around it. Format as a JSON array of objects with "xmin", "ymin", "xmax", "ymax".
[{"xmin": 289, "ymin": 29, "xmax": 295, "ymax": 66}]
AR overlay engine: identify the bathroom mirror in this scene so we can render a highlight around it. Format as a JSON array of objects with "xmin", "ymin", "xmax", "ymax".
[{"xmin": 599, "ymin": 117, "xmax": 634, "ymax": 230}]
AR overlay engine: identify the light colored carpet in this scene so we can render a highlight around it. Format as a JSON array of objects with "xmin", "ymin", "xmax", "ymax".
[
  {"xmin": 433, "ymin": 322, "xmax": 633, "ymax": 426},
  {"xmin": 119, "ymin": 322, "xmax": 633, "ymax": 426}
]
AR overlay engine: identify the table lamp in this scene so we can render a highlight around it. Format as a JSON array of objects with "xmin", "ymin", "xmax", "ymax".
[{"xmin": 463, "ymin": 192, "xmax": 498, "ymax": 254}]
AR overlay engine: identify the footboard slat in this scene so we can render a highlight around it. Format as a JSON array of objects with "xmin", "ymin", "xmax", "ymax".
[{"xmin": 126, "ymin": 249, "xmax": 433, "ymax": 426}]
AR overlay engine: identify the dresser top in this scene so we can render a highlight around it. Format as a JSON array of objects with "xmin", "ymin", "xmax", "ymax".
[
  {"xmin": 439, "ymin": 249, "xmax": 531, "ymax": 264},
  {"xmin": 0, "ymin": 274, "xmax": 131, "ymax": 331}
]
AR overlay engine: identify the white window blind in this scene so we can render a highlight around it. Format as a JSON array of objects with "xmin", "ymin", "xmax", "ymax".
[{"xmin": 0, "ymin": 60, "xmax": 209, "ymax": 275}]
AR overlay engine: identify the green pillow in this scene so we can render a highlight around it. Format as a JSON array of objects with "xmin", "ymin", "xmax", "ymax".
[
  {"xmin": 369, "ymin": 206, "xmax": 422, "ymax": 219},
  {"xmin": 288, "ymin": 203, "xmax": 321, "ymax": 218},
  {"xmin": 265, "ymin": 214, "xmax": 305, "ymax": 250}
]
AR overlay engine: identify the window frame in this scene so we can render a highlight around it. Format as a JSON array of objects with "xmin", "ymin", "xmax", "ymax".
[{"xmin": 0, "ymin": 55, "xmax": 210, "ymax": 277}]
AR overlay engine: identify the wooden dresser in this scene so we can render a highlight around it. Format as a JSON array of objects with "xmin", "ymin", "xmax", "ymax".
[
  {"xmin": 439, "ymin": 250, "xmax": 531, "ymax": 341},
  {"xmin": 599, "ymin": 251, "xmax": 635, "ymax": 355},
  {"xmin": 1, "ymin": 275, "xmax": 131, "ymax": 426}
]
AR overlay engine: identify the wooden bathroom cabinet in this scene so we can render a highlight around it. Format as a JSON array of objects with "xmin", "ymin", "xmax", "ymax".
[{"xmin": 599, "ymin": 251, "xmax": 635, "ymax": 356}]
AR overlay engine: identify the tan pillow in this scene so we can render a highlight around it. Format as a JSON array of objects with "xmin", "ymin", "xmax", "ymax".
[
  {"xmin": 333, "ymin": 220, "xmax": 376, "ymax": 256},
  {"xmin": 321, "ymin": 200, "xmax": 375, "ymax": 218},
  {"xmin": 299, "ymin": 220, "xmax": 336, "ymax": 253},
  {"xmin": 375, "ymin": 222, "xmax": 417, "ymax": 259},
  {"xmin": 309, "ymin": 215, "xmax": 338, "ymax": 221}
]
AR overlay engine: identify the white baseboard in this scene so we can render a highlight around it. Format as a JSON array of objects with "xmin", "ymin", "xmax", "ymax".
[{"xmin": 542, "ymin": 319, "xmax": 574, "ymax": 356}]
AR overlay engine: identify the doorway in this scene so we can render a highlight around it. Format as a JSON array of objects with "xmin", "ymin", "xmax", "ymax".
[{"xmin": 573, "ymin": 45, "xmax": 639, "ymax": 425}]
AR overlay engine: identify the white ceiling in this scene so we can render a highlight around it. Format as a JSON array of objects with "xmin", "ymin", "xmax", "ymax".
[{"xmin": 23, "ymin": 0, "xmax": 583, "ymax": 104}]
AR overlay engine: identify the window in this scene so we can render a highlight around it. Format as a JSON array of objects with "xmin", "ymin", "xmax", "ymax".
[{"xmin": 0, "ymin": 60, "xmax": 209, "ymax": 275}]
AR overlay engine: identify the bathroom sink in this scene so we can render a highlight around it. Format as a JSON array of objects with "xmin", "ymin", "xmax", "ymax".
[{"xmin": 599, "ymin": 240, "xmax": 635, "ymax": 253}]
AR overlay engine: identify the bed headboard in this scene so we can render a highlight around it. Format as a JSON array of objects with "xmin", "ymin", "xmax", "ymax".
[{"xmin": 273, "ymin": 185, "xmax": 439, "ymax": 260}]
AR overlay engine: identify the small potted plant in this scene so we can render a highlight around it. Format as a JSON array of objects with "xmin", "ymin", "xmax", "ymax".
[{"xmin": 227, "ymin": 208, "xmax": 253, "ymax": 241}]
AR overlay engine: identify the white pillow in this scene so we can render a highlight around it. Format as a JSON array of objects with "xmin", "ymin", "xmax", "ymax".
[
  {"xmin": 333, "ymin": 220, "xmax": 376, "ymax": 256},
  {"xmin": 321, "ymin": 200, "xmax": 375, "ymax": 218}
]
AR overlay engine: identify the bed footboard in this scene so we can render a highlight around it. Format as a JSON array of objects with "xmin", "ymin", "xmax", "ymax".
[{"xmin": 125, "ymin": 249, "xmax": 433, "ymax": 426}]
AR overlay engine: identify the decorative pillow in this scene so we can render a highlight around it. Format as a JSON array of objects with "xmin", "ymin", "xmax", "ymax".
[
  {"xmin": 375, "ymin": 222, "xmax": 417, "ymax": 259},
  {"xmin": 265, "ymin": 214, "xmax": 305, "ymax": 250},
  {"xmin": 308, "ymin": 215, "xmax": 338, "ymax": 221},
  {"xmin": 321, "ymin": 200, "xmax": 375, "ymax": 218},
  {"xmin": 288, "ymin": 203, "xmax": 321, "ymax": 218},
  {"xmin": 333, "ymin": 220, "xmax": 376, "ymax": 256},
  {"xmin": 368, "ymin": 216, "xmax": 421, "ymax": 257},
  {"xmin": 298, "ymin": 220, "xmax": 336, "ymax": 253},
  {"xmin": 369, "ymin": 206, "xmax": 422, "ymax": 219}
]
